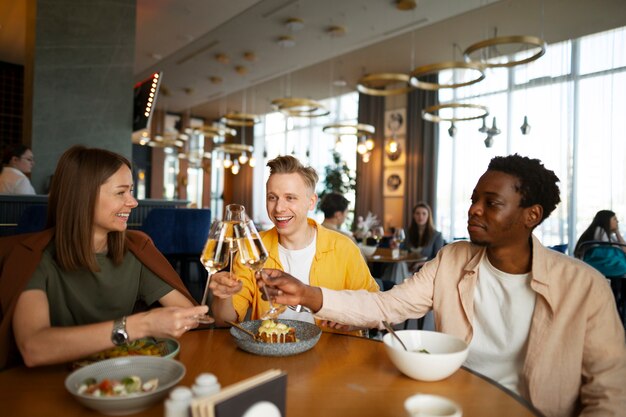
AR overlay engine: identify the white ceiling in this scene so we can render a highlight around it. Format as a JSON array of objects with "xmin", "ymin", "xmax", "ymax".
[{"xmin": 135, "ymin": 0, "xmax": 501, "ymax": 120}]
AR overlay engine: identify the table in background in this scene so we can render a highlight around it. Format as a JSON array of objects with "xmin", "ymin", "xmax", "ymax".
[
  {"xmin": 366, "ymin": 248, "xmax": 427, "ymax": 285},
  {"xmin": 0, "ymin": 329, "xmax": 539, "ymax": 417}
]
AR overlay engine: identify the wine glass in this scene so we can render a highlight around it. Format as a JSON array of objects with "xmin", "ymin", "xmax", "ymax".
[
  {"xmin": 197, "ymin": 220, "xmax": 230, "ymax": 324},
  {"xmin": 372, "ymin": 226, "xmax": 385, "ymax": 246},
  {"xmin": 393, "ymin": 227, "xmax": 406, "ymax": 248},
  {"xmin": 224, "ymin": 204, "xmax": 246, "ymax": 278},
  {"xmin": 235, "ymin": 218, "xmax": 286, "ymax": 319}
]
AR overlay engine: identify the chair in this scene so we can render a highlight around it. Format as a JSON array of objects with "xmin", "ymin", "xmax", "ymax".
[
  {"xmin": 16, "ymin": 205, "xmax": 48, "ymax": 234},
  {"xmin": 141, "ymin": 208, "xmax": 211, "ymax": 302},
  {"xmin": 578, "ymin": 240, "xmax": 626, "ymax": 326},
  {"xmin": 548, "ymin": 243, "xmax": 568, "ymax": 254}
]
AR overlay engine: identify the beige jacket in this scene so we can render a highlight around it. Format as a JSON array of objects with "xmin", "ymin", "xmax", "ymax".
[{"xmin": 318, "ymin": 235, "xmax": 626, "ymax": 417}]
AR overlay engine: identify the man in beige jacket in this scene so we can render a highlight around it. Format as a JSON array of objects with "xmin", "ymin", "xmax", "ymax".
[{"xmin": 258, "ymin": 154, "xmax": 626, "ymax": 417}]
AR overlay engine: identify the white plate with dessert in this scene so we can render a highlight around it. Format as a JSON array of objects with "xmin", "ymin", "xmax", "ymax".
[{"xmin": 229, "ymin": 319, "xmax": 321, "ymax": 356}]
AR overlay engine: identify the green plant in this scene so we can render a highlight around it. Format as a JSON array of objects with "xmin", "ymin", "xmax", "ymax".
[{"xmin": 318, "ymin": 151, "xmax": 356, "ymax": 202}]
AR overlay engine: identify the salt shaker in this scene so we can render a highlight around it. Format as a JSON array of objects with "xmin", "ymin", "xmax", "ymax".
[
  {"xmin": 192, "ymin": 373, "xmax": 221, "ymax": 398},
  {"xmin": 164, "ymin": 386, "xmax": 193, "ymax": 417}
]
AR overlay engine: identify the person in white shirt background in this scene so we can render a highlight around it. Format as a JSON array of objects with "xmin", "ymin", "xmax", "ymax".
[
  {"xmin": 0, "ymin": 144, "xmax": 36, "ymax": 195},
  {"xmin": 574, "ymin": 209, "xmax": 626, "ymax": 257}
]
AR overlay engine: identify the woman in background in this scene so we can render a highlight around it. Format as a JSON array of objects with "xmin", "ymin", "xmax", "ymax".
[
  {"xmin": 575, "ymin": 210, "xmax": 626, "ymax": 258},
  {"xmin": 0, "ymin": 144, "xmax": 36, "ymax": 195},
  {"xmin": 407, "ymin": 202, "xmax": 444, "ymax": 261},
  {"xmin": 0, "ymin": 146, "xmax": 206, "ymax": 369}
]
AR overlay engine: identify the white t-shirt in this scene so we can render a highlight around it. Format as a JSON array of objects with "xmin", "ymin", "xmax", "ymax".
[
  {"xmin": 276, "ymin": 230, "xmax": 317, "ymax": 323},
  {"xmin": 0, "ymin": 167, "xmax": 36, "ymax": 195},
  {"xmin": 464, "ymin": 255, "xmax": 536, "ymax": 394}
]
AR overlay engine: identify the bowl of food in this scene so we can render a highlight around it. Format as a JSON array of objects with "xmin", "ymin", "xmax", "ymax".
[
  {"xmin": 382, "ymin": 330, "xmax": 468, "ymax": 381},
  {"xmin": 65, "ymin": 356, "xmax": 185, "ymax": 415},
  {"xmin": 358, "ymin": 243, "xmax": 378, "ymax": 257},
  {"xmin": 230, "ymin": 319, "xmax": 321, "ymax": 357},
  {"xmin": 72, "ymin": 337, "xmax": 179, "ymax": 369}
]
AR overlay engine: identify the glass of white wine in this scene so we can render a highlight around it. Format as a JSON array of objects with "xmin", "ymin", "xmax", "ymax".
[
  {"xmin": 393, "ymin": 227, "xmax": 406, "ymax": 248},
  {"xmin": 372, "ymin": 226, "xmax": 385, "ymax": 246},
  {"xmin": 235, "ymin": 218, "xmax": 286, "ymax": 319},
  {"xmin": 224, "ymin": 204, "xmax": 246, "ymax": 278},
  {"xmin": 197, "ymin": 220, "xmax": 230, "ymax": 324}
]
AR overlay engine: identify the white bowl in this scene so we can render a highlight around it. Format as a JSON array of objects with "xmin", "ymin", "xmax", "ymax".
[
  {"xmin": 404, "ymin": 393, "xmax": 462, "ymax": 417},
  {"xmin": 65, "ymin": 356, "xmax": 186, "ymax": 415},
  {"xmin": 358, "ymin": 243, "xmax": 377, "ymax": 257},
  {"xmin": 383, "ymin": 330, "xmax": 468, "ymax": 381}
]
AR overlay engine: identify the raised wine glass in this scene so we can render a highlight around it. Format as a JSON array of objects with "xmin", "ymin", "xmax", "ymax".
[
  {"xmin": 224, "ymin": 204, "xmax": 246, "ymax": 278},
  {"xmin": 235, "ymin": 218, "xmax": 286, "ymax": 319},
  {"xmin": 197, "ymin": 220, "xmax": 230, "ymax": 324},
  {"xmin": 372, "ymin": 226, "xmax": 385, "ymax": 246}
]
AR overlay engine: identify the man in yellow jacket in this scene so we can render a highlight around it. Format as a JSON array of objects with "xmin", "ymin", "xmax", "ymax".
[{"xmin": 210, "ymin": 155, "xmax": 378, "ymax": 333}]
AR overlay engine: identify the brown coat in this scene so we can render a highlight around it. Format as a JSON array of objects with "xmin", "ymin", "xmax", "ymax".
[{"xmin": 0, "ymin": 229, "xmax": 195, "ymax": 370}]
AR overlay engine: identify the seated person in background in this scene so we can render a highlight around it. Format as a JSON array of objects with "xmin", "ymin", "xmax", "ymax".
[
  {"xmin": 0, "ymin": 146, "xmax": 206, "ymax": 369},
  {"xmin": 258, "ymin": 154, "xmax": 626, "ymax": 417},
  {"xmin": 209, "ymin": 155, "xmax": 378, "ymax": 334},
  {"xmin": 0, "ymin": 144, "xmax": 36, "ymax": 195},
  {"xmin": 406, "ymin": 202, "xmax": 444, "ymax": 261},
  {"xmin": 319, "ymin": 192, "xmax": 356, "ymax": 243},
  {"xmin": 574, "ymin": 209, "xmax": 626, "ymax": 258}
]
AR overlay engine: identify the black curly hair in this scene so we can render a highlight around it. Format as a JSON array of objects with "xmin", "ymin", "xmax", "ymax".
[{"xmin": 487, "ymin": 154, "xmax": 561, "ymax": 225}]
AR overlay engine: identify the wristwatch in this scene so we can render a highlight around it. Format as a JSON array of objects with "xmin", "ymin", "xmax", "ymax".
[{"xmin": 111, "ymin": 316, "xmax": 129, "ymax": 346}]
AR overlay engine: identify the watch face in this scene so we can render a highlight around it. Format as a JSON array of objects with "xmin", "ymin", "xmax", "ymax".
[{"xmin": 112, "ymin": 330, "xmax": 128, "ymax": 346}]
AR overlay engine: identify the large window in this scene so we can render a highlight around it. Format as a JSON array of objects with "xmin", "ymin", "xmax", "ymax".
[
  {"xmin": 251, "ymin": 92, "xmax": 359, "ymax": 228},
  {"xmin": 436, "ymin": 26, "xmax": 626, "ymax": 250}
]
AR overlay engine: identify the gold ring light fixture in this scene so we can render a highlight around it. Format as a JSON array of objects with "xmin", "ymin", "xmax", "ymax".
[
  {"xmin": 202, "ymin": 124, "xmax": 236, "ymax": 138},
  {"xmin": 356, "ymin": 73, "xmax": 413, "ymax": 96},
  {"xmin": 271, "ymin": 98, "xmax": 330, "ymax": 117},
  {"xmin": 463, "ymin": 35, "xmax": 547, "ymax": 68},
  {"xmin": 422, "ymin": 103, "xmax": 489, "ymax": 123},
  {"xmin": 220, "ymin": 112, "xmax": 260, "ymax": 127},
  {"xmin": 322, "ymin": 123, "xmax": 376, "ymax": 160},
  {"xmin": 410, "ymin": 61, "xmax": 486, "ymax": 90}
]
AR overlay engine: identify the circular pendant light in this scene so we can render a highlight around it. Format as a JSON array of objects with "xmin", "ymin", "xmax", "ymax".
[
  {"xmin": 202, "ymin": 124, "xmax": 236, "ymax": 138},
  {"xmin": 463, "ymin": 35, "xmax": 546, "ymax": 68},
  {"xmin": 422, "ymin": 103, "xmax": 489, "ymax": 123},
  {"xmin": 271, "ymin": 98, "xmax": 330, "ymax": 117},
  {"xmin": 356, "ymin": 73, "xmax": 412, "ymax": 96},
  {"xmin": 410, "ymin": 61, "xmax": 486, "ymax": 90},
  {"xmin": 322, "ymin": 123, "xmax": 375, "ymax": 137},
  {"xmin": 220, "ymin": 112, "xmax": 260, "ymax": 127}
]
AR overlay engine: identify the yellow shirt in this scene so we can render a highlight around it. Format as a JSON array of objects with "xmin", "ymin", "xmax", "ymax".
[{"xmin": 231, "ymin": 219, "xmax": 379, "ymax": 331}]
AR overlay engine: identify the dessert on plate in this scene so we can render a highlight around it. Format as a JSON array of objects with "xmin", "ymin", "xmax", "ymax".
[{"xmin": 256, "ymin": 319, "xmax": 297, "ymax": 343}]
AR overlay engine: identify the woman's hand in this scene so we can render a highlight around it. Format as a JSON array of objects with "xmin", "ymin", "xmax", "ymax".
[
  {"xmin": 209, "ymin": 271, "xmax": 243, "ymax": 299},
  {"xmin": 132, "ymin": 305, "xmax": 208, "ymax": 339}
]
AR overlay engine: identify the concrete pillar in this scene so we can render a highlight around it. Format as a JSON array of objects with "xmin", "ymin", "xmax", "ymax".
[{"xmin": 24, "ymin": 0, "xmax": 136, "ymax": 193}]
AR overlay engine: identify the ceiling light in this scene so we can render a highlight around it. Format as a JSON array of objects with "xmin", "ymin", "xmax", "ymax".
[
  {"xmin": 223, "ymin": 154, "xmax": 233, "ymax": 168},
  {"xmin": 285, "ymin": 17, "xmax": 304, "ymax": 32},
  {"xmin": 271, "ymin": 98, "xmax": 329, "ymax": 117},
  {"xmin": 235, "ymin": 65, "xmax": 248, "ymax": 75},
  {"xmin": 464, "ymin": 35, "xmax": 547, "ymax": 68},
  {"xmin": 422, "ymin": 103, "xmax": 489, "ymax": 123},
  {"xmin": 396, "ymin": 0, "xmax": 417, "ymax": 11},
  {"xmin": 220, "ymin": 112, "xmax": 260, "ymax": 127},
  {"xmin": 277, "ymin": 36, "xmax": 296, "ymax": 48},
  {"xmin": 410, "ymin": 61, "xmax": 485, "ymax": 90},
  {"xmin": 215, "ymin": 53, "xmax": 230, "ymax": 64},
  {"xmin": 326, "ymin": 25, "xmax": 346, "ymax": 38},
  {"xmin": 243, "ymin": 51, "xmax": 257, "ymax": 62},
  {"xmin": 357, "ymin": 73, "xmax": 412, "ymax": 96},
  {"xmin": 322, "ymin": 123, "xmax": 375, "ymax": 137},
  {"xmin": 209, "ymin": 76, "xmax": 222, "ymax": 84},
  {"xmin": 249, "ymin": 156, "xmax": 257, "ymax": 167},
  {"xmin": 238, "ymin": 152, "xmax": 249, "ymax": 164}
]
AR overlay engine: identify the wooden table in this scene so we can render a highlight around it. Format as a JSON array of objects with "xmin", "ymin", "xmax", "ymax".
[
  {"xmin": 0, "ymin": 329, "xmax": 539, "ymax": 417},
  {"xmin": 366, "ymin": 247, "xmax": 426, "ymax": 264}
]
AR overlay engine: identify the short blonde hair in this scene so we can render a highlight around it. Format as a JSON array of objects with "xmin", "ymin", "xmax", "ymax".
[{"xmin": 266, "ymin": 155, "xmax": 318, "ymax": 192}]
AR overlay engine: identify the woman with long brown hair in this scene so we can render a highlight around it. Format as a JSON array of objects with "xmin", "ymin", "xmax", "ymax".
[
  {"xmin": 406, "ymin": 202, "xmax": 444, "ymax": 261},
  {"xmin": 1, "ymin": 146, "xmax": 206, "ymax": 369}
]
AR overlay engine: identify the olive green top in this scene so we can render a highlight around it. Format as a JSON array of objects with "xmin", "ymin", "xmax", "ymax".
[{"xmin": 26, "ymin": 243, "xmax": 173, "ymax": 326}]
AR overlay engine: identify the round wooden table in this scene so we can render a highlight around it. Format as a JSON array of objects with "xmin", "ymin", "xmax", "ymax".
[{"xmin": 0, "ymin": 329, "xmax": 539, "ymax": 417}]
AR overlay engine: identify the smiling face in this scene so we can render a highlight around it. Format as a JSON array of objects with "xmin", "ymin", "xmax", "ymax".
[
  {"xmin": 467, "ymin": 170, "xmax": 538, "ymax": 248},
  {"xmin": 266, "ymin": 172, "xmax": 317, "ymax": 241},
  {"xmin": 93, "ymin": 165, "xmax": 138, "ymax": 241}
]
